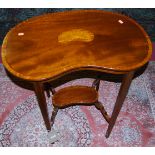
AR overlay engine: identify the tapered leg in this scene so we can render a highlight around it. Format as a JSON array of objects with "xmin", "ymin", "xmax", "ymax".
[
  {"xmin": 33, "ymin": 82, "xmax": 51, "ymax": 131},
  {"xmin": 92, "ymin": 79, "xmax": 100, "ymax": 91},
  {"xmin": 51, "ymin": 106, "xmax": 59, "ymax": 126},
  {"xmin": 45, "ymin": 88, "xmax": 51, "ymax": 98},
  {"xmin": 95, "ymin": 102, "xmax": 110, "ymax": 123},
  {"xmin": 105, "ymin": 71, "xmax": 135, "ymax": 138}
]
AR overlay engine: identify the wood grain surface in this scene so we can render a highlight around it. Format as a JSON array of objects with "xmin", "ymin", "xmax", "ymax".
[
  {"xmin": 1, "ymin": 10, "xmax": 152, "ymax": 81},
  {"xmin": 52, "ymin": 86, "xmax": 98, "ymax": 108}
]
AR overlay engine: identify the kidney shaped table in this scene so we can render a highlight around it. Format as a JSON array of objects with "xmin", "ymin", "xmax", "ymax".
[{"xmin": 1, "ymin": 10, "xmax": 152, "ymax": 138}]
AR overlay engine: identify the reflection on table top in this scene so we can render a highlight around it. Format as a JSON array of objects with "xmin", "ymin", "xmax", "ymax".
[{"xmin": 2, "ymin": 10, "xmax": 152, "ymax": 81}]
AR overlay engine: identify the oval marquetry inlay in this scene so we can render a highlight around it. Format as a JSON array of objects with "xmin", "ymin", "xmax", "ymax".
[{"xmin": 58, "ymin": 29, "xmax": 94, "ymax": 43}]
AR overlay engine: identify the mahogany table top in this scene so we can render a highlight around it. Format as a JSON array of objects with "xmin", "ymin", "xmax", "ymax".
[{"xmin": 1, "ymin": 10, "xmax": 152, "ymax": 81}]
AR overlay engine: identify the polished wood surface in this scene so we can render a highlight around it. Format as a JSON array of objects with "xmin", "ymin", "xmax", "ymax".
[
  {"xmin": 1, "ymin": 10, "xmax": 153, "ymax": 138},
  {"xmin": 51, "ymin": 82, "xmax": 110, "ymax": 127},
  {"xmin": 52, "ymin": 86, "xmax": 98, "ymax": 108},
  {"xmin": 2, "ymin": 10, "xmax": 152, "ymax": 81}
]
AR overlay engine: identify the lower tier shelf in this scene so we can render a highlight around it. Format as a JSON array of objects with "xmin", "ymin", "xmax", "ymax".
[{"xmin": 52, "ymin": 86, "xmax": 98, "ymax": 108}]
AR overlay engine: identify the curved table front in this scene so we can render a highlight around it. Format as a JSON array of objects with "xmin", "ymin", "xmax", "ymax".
[
  {"xmin": 2, "ymin": 10, "xmax": 152, "ymax": 81},
  {"xmin": 1, "ymin": 10, "xmax": 152, "ymax": 138}
]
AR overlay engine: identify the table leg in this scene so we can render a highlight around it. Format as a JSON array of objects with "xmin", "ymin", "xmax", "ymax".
[
  {"xmin": 51, "ymin": 106, "xmax": 59, "ymax": 127},
  {"xmin": 33, "ymin": 82, "xmax": 51, "ymax": 131},
  {"xmin": 105, "ymin": 71, "xmax": 135, "ymax": 138}
]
